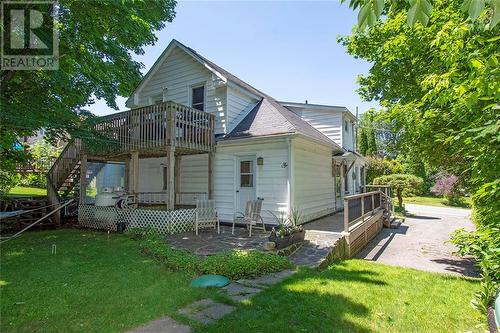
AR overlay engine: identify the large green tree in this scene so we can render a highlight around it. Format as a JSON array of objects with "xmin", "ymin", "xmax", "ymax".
[
  {"xmin": 0, "ymin": 0, "xmax": 176, "ymax": 176},
  {"xmin": 341, "ymin": 0, "xmax": 499, "ymax": 308}
]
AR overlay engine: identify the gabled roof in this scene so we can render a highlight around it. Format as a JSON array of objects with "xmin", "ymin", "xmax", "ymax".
[
  {"xmin": 279, "ymin": 101, "xmax": 358, "ymax": 122},
  {"xmin": 126, "ymin": 39, "xmax": 342, "ymax": 149}
]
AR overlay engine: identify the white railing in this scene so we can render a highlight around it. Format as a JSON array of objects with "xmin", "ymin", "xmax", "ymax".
[
  {"xmin": 175, "ymin": 192, "xmax": 208, "ymax": 206},
  {"xmin": 136, "ymin": 192, "xmax": 168, "ymax": 205}
]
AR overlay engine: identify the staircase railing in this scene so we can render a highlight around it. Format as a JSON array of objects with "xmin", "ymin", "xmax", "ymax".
[{"xmin": 47, "ymin": 139, "xmax": 82, "ymax": 191}]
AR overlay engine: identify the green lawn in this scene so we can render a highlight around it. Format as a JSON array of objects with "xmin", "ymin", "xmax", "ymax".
[
  {"xmin": 1, "ymin": 230, "xmax": 486, "ymax": 333},
  {"xmin": 7, "ymin": 186, "xmax": 46, "ymax": 197},
  {"xmin": 200, "ymin": 261, "xmax": 485, "ymax": 333},
  {"xmin": 0, "ymin": 230, "xmax": 222, "ymax": 333},
  {"xmin": 404, "ymin": 195, "xmax": 471, "ymax": 209}
]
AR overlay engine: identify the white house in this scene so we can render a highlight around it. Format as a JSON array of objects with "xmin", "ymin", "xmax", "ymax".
[{"xmin": 50, "ymin": 39, "xmax": 366, "ymax": 226}]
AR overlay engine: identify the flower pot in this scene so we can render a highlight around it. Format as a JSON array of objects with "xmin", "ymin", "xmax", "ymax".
[{"xmin": 269, "ymin": 229, "xmax": 305, "ymax": 250}]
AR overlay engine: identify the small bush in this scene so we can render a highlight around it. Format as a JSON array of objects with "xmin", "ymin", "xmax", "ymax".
[
  {"xmin": 201, "ymin": 251, "xmax": 293, "ymax": 280},
  {"xmin": 373, "ymin": 173, "xmax": 423, "ymax": 207},
  {"xmin": 139, "ymin": 234, "xmax": 293, "ymax": 280}
]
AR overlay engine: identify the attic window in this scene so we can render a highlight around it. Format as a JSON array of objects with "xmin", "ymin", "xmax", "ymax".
[{"xmin": 191, "ymin": 85, "xmax": 204, "ymax": 111}]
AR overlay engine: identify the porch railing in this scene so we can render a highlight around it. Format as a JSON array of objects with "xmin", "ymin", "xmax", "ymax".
[
  {"xmin": 136, "ymin": 192, "xmax": 168, "ymax": 205},
  {"xmin": 175, "ymin": 192, "xmax": 208, "ymax": 206},
  {"xmin": 343, "ymin": 191, "xmax": 383, "ymax": 232},
  {"xmin": 95, "ymin": 101, "xmax": 215, "ymax": 154},
  {"xmin": 135, "ymin": 191, "xmax": 208, "ymax": 206}
]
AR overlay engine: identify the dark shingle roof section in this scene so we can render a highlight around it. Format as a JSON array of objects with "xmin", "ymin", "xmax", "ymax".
[{"xmin": 177, "ymin": 40, "xmax": 339, "ymax": 148}]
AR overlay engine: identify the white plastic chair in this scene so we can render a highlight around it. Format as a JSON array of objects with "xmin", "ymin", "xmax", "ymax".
[
  {"xmin": 232, "ymin": 199, "xmax": 265, "ymax": 236},
  {"xmin": 195, "ymin": 199, "xmax": 220, "ymax": 235}
]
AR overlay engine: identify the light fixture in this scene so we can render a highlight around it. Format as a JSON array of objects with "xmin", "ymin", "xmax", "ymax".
[{"xmin": 257, "ymin": 157, "xmax": 264, "ymax": 165}]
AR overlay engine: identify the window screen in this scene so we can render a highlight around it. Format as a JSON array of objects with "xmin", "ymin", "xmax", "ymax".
[{"xmin": 191, "ymin": 86, "xmax": 204, "ymax": 111}]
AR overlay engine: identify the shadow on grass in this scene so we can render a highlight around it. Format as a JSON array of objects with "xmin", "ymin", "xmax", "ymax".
[{"xmin": 199, "ymin": 265, "xmax": 389, "ymax": 332}]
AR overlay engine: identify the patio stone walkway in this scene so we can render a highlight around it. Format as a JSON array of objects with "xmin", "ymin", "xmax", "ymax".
[
  {"xmin": 165, "ymin": 226, "xmax": 269, "ymax": 255},
  {"xmin": 289, "ymin": 230, "xmax": 343, "ymax": 267}
]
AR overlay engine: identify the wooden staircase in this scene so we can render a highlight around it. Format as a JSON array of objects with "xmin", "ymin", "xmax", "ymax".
[{"xmin": 47, "ymin": 140, "xmax": 82, "ymax": 224}]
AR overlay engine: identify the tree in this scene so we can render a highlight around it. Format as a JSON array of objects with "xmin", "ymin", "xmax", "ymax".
[
  {"xmin": 358, "ymin": 127, "xmax": 369, "ymax": 155},
  {"xmin": 365, "ymin": 156, "xmax": 402, "ymax": 184},
  {"xmin": 1, "ymin": 1, "xmax": 177, "ymax": 174},
  {"xmin": 340, "ymin": 0, "xmax": 500, "ymax": 29},
  {"xmin": 373, "ymin": 174, "xmax": 423, "ymax": 206},
  {"xmin": 341, "ymin": 0, "xmax": 499, "ymax": 308}
]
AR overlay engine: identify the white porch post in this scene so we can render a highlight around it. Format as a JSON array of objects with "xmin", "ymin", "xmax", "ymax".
[
  {"xmin": 79, "ymin": 154, "xmax": 87, "ymax": 205},
  {"xmin": 208, "ymin": 153, "xmax": 214, "ymax": 200},
  {"xmin": 166, "ymin": 147, "xmax": 175, "ymax": 209},
  {"xmin": 129, "ymin": 151, "xmax": 139, "ymax": 194}
]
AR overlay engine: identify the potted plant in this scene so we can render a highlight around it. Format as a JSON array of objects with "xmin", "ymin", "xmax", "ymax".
[{"xmin": 268, "ymin": 208, "xmax": 305, "ymax": 249}]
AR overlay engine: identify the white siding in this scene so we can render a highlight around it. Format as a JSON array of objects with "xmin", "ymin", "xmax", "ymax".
[
  {"xmin": 214, "ymin": 139, "xmax": 289, "ymax": 224},
  {"xmin": 226, "ymin": 86, "xmax": 259, "ymax": 132},
  {"xmin": 135, "ymin": 155, "xmax": 209, "ymax": 194},
  {"xmin": 136, "ymin": 47, "xmax": 227, "ymax": 134},
  {"xmin": 179, "ymin": 154, "xmax": 208, "ymax": 193},
  {"xmin": 342, "ymin": 114, "xmax": 356, "ymax": 151},
  {"xmin": 287, "ymin": 106, "xmax": 343, "ymax": 146},
  {"xmin": 293, "ymin": 138, "xmax": 335, "ymax": 222},
  {"xmin": 138, "ymin": 157, "xmax": 165, "ymax": 192}
]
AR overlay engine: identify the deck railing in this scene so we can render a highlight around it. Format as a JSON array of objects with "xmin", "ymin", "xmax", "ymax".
[
  {"xmin": 343, "ymin": 191, "xmax": 383, "ymax": 232},
  {"xmin": 95, "ymin": 101, "xmax": 215, "ymax": 154}
]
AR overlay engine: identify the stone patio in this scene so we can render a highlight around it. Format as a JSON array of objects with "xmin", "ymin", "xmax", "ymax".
[{"xmin": 165, "ymin": 225, "xmax": 270, "ymax": 255}]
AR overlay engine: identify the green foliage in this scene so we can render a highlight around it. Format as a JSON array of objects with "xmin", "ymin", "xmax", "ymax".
[
  {"xmin": 373, "ymin": 173, "xmax": 423, "ymax": 206},
  {"xmin": 341, "ymin": 0, "xmax": 500, "ymax": 28},
  {"xmin": 201, "ymin": 251, "xmax": 293, "ymax": 280},
  {"xmin": 365, "ymin": 156, "xmax": 402, "ymax": 184},
  {"xmin": 1, "ymin": 0, "xmax": 177, "ymax": 172},
  {"xmin": 341, "ymin": 0, "xmax": 499, "ymax": 308},
  {"xmin": 126, "ymin": 227, "xmax": 158, "ymax": 240},
  {"xmin": 0, "ymin": 171, "xmax": 20, "ymax": 198},
  {"xmin": 17, "ymin": 173, "xmax": 47, "ymax": 189},
  {"xmin": 139, "ymin": 234, "xmax": 293, "ymax": 280}
]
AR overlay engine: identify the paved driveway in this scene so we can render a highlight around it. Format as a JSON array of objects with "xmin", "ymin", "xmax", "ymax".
[{"xmin": 357, "ymin": 204, "xmax": 478, "ymax": 277}]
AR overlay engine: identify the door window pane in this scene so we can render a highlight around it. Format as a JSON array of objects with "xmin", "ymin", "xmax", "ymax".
[
  {"xmin": 240, "ymin": 174, "xmax": 253, "ymax": 187},
  {"xmin": 240, "ymin": 161, "xmax": 252, "ymax": 173}
]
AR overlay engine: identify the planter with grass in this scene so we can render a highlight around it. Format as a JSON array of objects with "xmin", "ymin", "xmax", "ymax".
[{"xmin": 268, "ymin": 207, "xmax": 306, "ymax": 250}]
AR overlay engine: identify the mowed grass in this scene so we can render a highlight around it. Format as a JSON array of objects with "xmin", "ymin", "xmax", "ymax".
[
  {"xmin": 0, "ymin": 229, "xmax": 220, "ymax": 333},
  {"xmin": 200, "ymin": 260, "xmax": 486, "ymax": 333},
  {"xmin": 7, "ymin": 186, "xmax": 46, "ymax": 197},
  {"xmin": 404, "ymin": 195, "xmax": 471, "ymax": 209}
]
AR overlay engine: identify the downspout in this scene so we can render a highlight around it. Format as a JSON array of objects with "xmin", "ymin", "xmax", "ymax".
[{"xmin": 287, "ymin": 137, "xmax": 294, "ymax": 214}]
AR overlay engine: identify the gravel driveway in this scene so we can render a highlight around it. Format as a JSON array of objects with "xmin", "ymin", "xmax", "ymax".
[{"xmin": 357, "ymin": 204, "xmax": 479, "ymax": 277}]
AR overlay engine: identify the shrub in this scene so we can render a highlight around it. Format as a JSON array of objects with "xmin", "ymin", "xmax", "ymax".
[
  {"xmin": 139, "ymin": 234, "xmax": 293, "ymax": 280},
  {"xmin": 430, "ymin": 172, "xmax": 464, "ymax": 206},
  {"xmin": 17, "ymin": 173, "xmax": 47, "ymax": 188},
  {"xmin": 201, "ymin": 251, "xmax": 293, "ymax": 280},
  {"xmin": 366, "ymin": 156, "xmax": 402, "ymax": 184},
  {"xmin": 373, "ymin": 173, "xmax": 423, "ymax": 207}
]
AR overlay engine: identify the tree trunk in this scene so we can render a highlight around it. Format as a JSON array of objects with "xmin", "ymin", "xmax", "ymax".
[{"xmin": 396, "ymin": 190, "xmax": 403, "ymax": 207}]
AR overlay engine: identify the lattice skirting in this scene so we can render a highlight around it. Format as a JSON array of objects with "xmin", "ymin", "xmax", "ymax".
[{"xmin": 78, "ymin": 205, "xmax": 195, "ymax": 234}]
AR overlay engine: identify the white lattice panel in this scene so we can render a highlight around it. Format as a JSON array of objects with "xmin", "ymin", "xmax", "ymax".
[{"xmin": 78, "ymin": 205, "xmax": 195, "ymax": 234}]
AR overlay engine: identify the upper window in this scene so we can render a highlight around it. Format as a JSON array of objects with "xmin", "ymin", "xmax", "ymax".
[
  {"xmin": 191, "ymin": 85, "xmax": 204, "ymax": 111},
  {"xmin": 344, "ymin": 120, "xmax": 349, "ymax": 131}
]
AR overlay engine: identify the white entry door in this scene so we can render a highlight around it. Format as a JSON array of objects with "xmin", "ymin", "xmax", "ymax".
[{"xmin": 236, "ymin": 157, "xmax": 256, "ymax": 212}]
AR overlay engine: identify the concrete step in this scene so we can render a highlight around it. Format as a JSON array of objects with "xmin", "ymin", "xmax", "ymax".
[{"xmin": 390, "ymin": 218, "xmax": 401, "ymax": 229}]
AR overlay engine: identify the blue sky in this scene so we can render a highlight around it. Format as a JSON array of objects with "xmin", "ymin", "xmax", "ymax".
[{"xmin": 89, "ymin": 1, "xmax": 380, "ymax": 116}]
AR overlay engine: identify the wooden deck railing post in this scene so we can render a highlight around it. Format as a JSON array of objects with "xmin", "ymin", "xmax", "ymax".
[
  {"xmin": 361, "ymin": 196, "xmax": 365, "ymax": 221},
  {"xmin": 371, "ymin": 193, "xmax": 375, "ymax": 215},
  {"xmin": 343, "ymin": 198, "xmax": 349, "ymax": 233}
]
